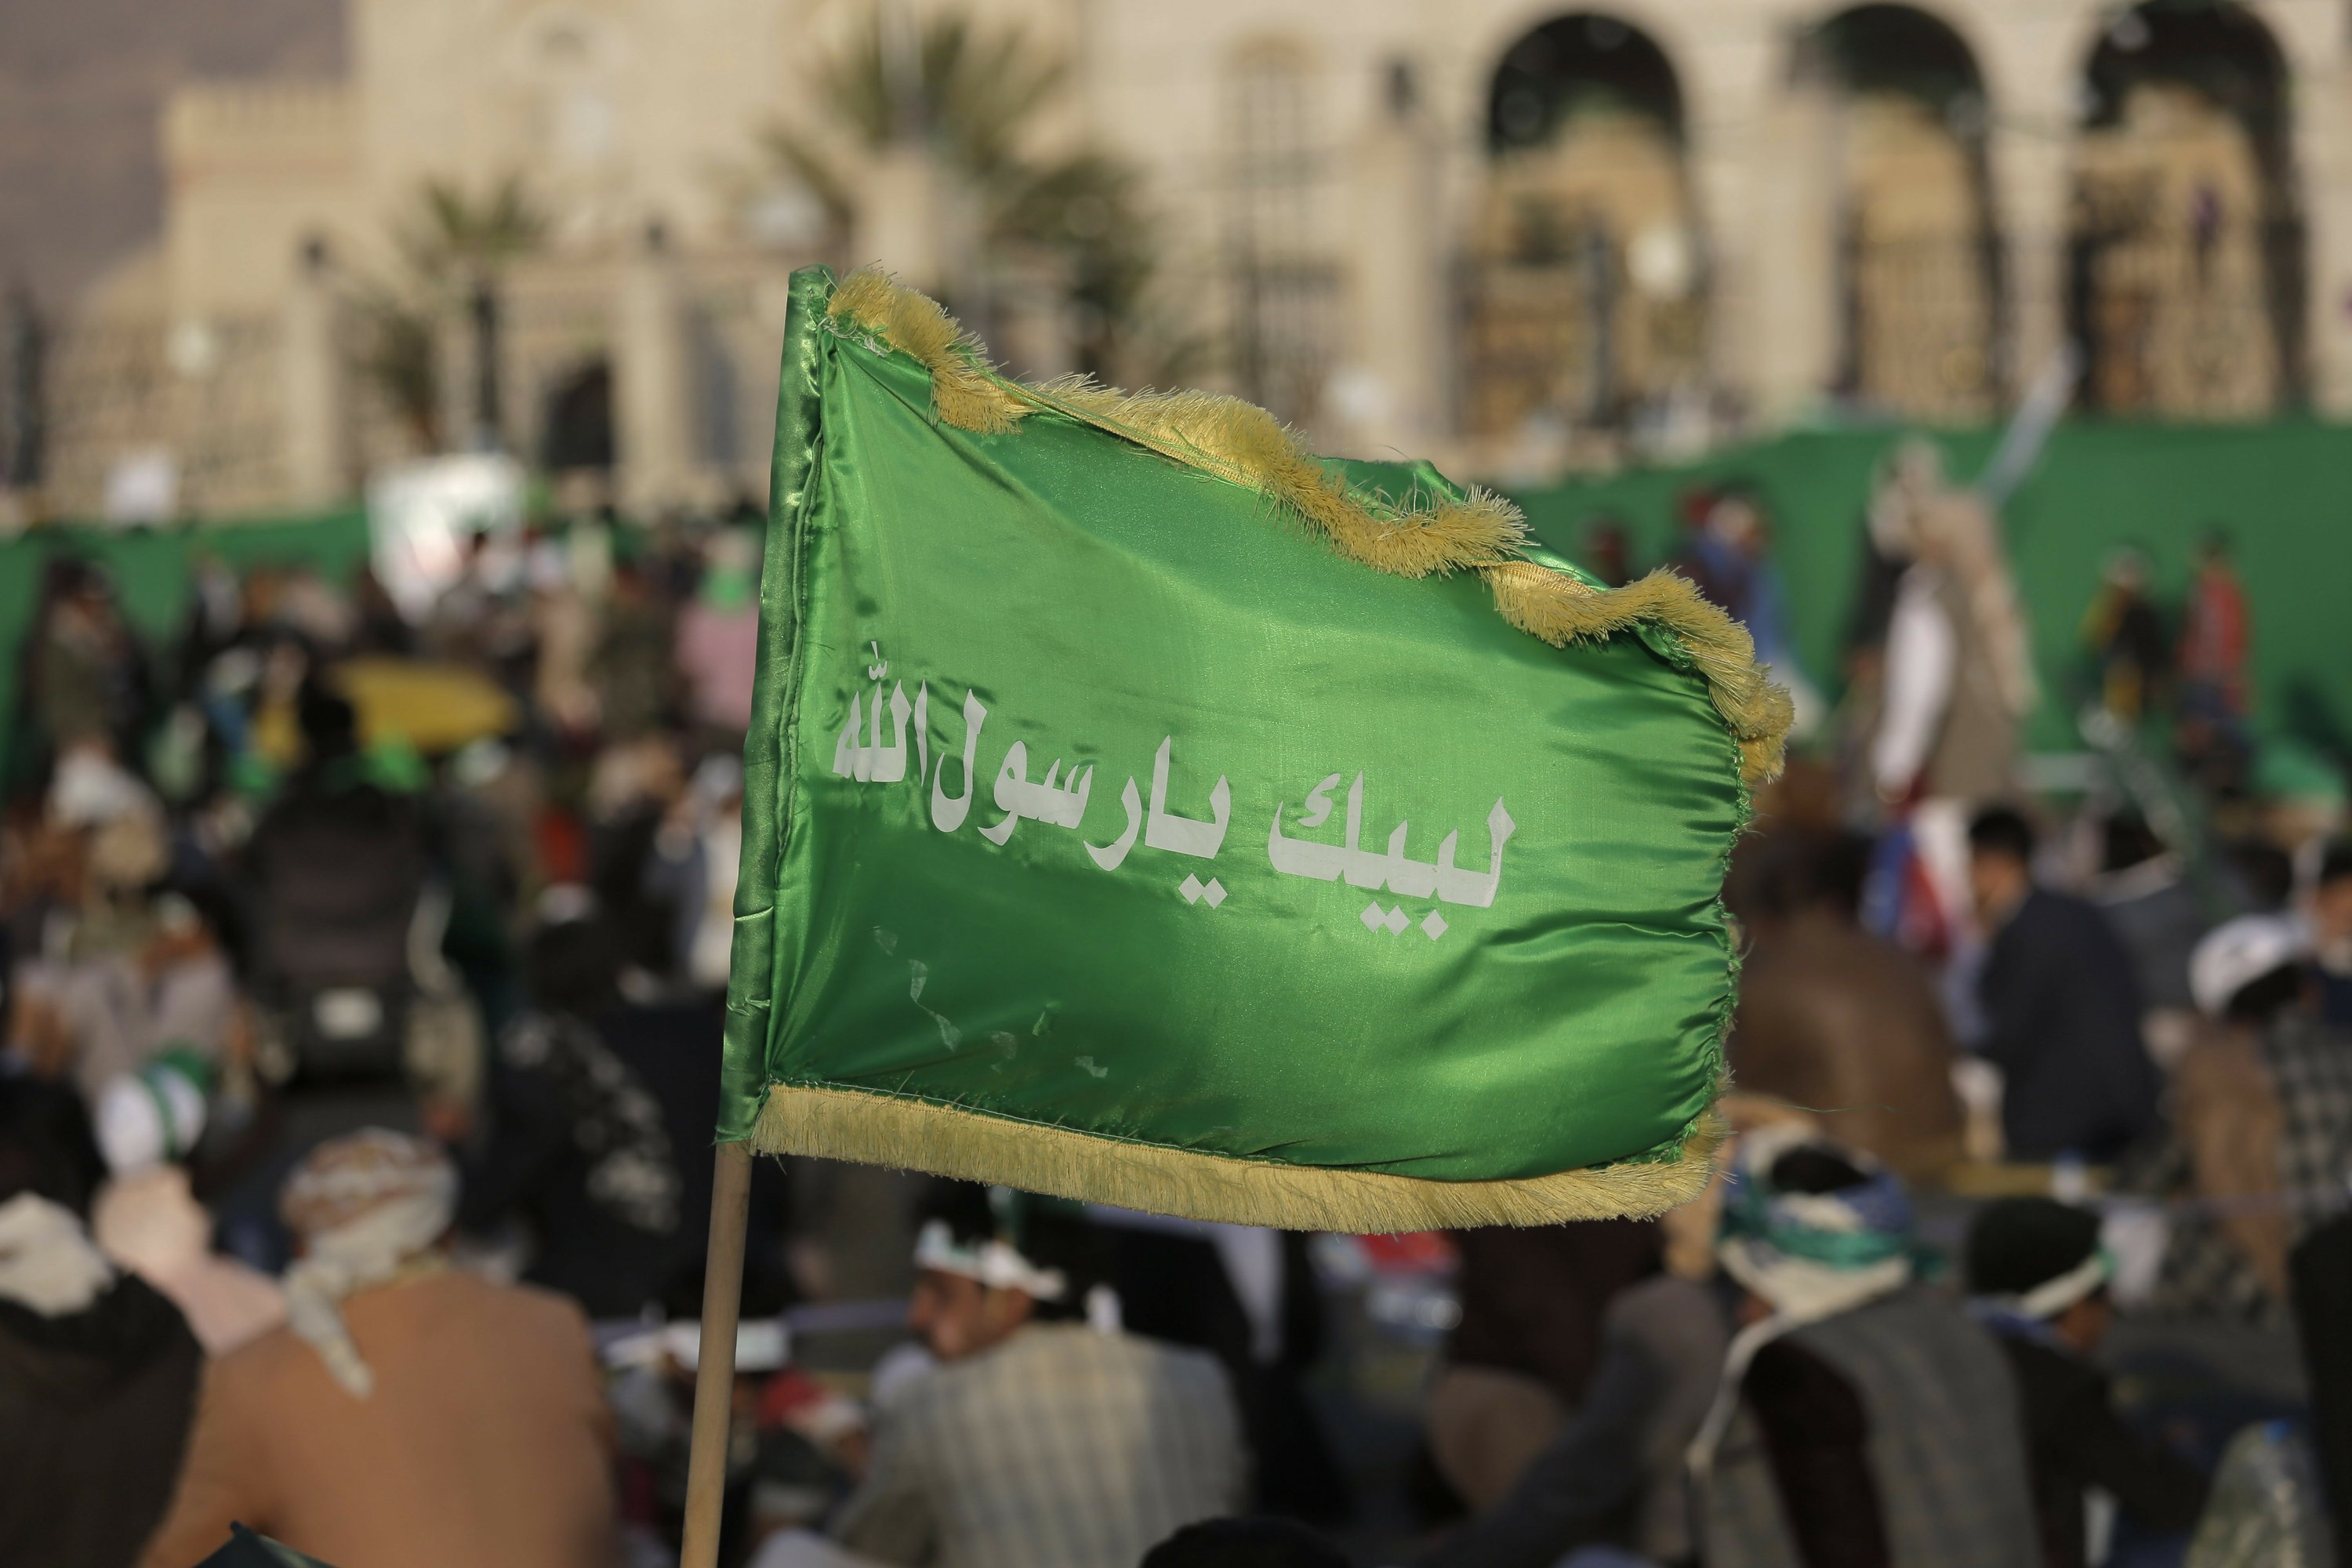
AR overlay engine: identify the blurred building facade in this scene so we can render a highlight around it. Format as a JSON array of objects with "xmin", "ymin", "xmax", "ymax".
[{"xmin": 24, "ymin": 0, "xmax": 2352, "ymax": 517}]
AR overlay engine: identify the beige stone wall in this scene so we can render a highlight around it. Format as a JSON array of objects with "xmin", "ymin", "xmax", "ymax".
[
  {"xmin": 162, "ymin": 83, "xmax": 369, "ymax": 318},
  {"xmin": 59, "ymin": 0, "xmax": 2352, "ymax": 517}
]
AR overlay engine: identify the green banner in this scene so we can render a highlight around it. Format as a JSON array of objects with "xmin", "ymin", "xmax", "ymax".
[{"xmin": 722, "ymin": 268, "xmax": 1788, "ymax": 1230}]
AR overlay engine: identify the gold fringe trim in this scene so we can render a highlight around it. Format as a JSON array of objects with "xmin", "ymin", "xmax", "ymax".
[
  {"xmin": 1484, "ymin": 563, "xmax": 1798, "ymax": 782},
  {"xmin": 828, "ymin": 267, "xmax": 1029, "ymax": 435},
  {"xmin": 1028, "ymin": 381, "xmax": 1530, "ymax": 580},
  {"xmin": 828, "ymin": 267, "xmax": 1791, "ymax": 785},
  {"xmin": 753, "ymin": 1081, "xmax": 1728, "ymax": 1231}
]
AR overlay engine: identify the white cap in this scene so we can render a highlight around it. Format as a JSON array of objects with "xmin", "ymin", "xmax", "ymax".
[
  {"xmin": 95, "ymin": 1058, "xmax": 209, "ymax": 1174},
  {"xmin": 2190, "ymin": 914, "xmax": 2310, "ymax": 1017},
  {"xmin": 48, "ymin": 746, "xmax": 155, "ymax": 828}
]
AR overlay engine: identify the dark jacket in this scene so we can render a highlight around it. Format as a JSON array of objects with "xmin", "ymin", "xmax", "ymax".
[
  {"xmin": 1704, "ymin": 1288, "xmax": 2041, "ymax": 1568},
  {"xmin": 1445, "ymin": 1221, "xmax": 1663, "ymax": 1405},
  {"xmin": 1978, "ymin": 889, "xmax": 2161, "ymax": 1161},
  {"xmin": 1732, "ymin": 912, "xmax": 1965, "ymax": 1181},
  {"xmin": 459, "ymin": 1007, "xmax": 684, "ymax": 1317},
  {"xmin": 1990, "ymin": 1331, "xmax": 2207, "ymax": 1568},
  {"xmin": 0, "ymin": 1274, "xmax": 202, "ymax": 1568},
  {"xmin": 1416, "ymin": 1276, "xmax": 1728, "ymax": 1568}
]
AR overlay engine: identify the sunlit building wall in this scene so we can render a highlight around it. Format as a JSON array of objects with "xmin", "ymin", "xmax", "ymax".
[{"xmin": 34, "ymin": 0, "xmax": 2352, "ymax": 516}]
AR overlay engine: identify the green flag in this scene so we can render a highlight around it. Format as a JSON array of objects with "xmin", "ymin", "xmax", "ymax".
[{"xmin": 721, "ymin": 267, "xmax": 1789, "ymax": 1231}]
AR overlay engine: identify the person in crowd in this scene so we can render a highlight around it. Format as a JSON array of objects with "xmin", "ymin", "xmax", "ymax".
[
  {"xmin": 1965, "ymin": 1197, "xmax": 2209, "ymax": 1566},
  {"xmin": 1142, "ymin": 1517, "xmax": 1352, "ymax": 1567},
  {"xmin": 1968, "ymin": 806, "xmax": 2161, "ymax": 1161},
  {"xmin": 1712, "ymin": 489, "xmax": 1822, "ymax": 735},
  {"xmin": 2090, "ymin": 812, "xmax": 2210, "ymax": 1066},
  {"xmin": 2081, "ymin": 547, "xmax": 2169, "ymax": 725},
  {"xmin": 448, "ymin": 891, "xmax": 683, "ymax": 1316},
  {"xmin": 1730, "ymin": 828, "xmax": 1964, "ymax": 1181},
  {"xmin": 673, "ymin": 526, "xmax": 762, "ymax": 742},
  {"xmin": 347, "ymin": 567, "xmax": 413, "ymax": 658},
  {"xmin": 2152, "ymin": 914, "xmax": 2352, "ymax": 1323},
  {"xmin": 136, "ymin": 1130, "xmax": 622, "ymax": 1568},
  {"xmin": 0, "ymin": 1076, "xmax": 202, "ymax": 1568},
  {"xmin": 528, "ymin": 532, "xmax": 603, "ymax": 740},
  {"xmin": 584, "ymin": 730, "xmax": 691, "ymax": 979},
  {"xmin": 770, "ymin": 1181, "xmax": 1243, "ymax": 1568},
  {"xmin": 1865, "ymin": 441, "xmax": 2036, "ymax": 806},
  {"xmin": 238, "ymin": 678, "xmax": 430, "ymax": 1082},
  {"xmin": 22, "ymin": 557, "xmax": 151, "ymax": 768},
  {"xmin": 643, "ymin": 752, "xmax": 747, "ymax": 995},
  {"xmin": 2176, "ymin": 529, "xmax": 2251, "ymax": 727},
  {"xmin": 1577, "ymin": 515, "xmax": 1635, "ymax": 589},
  {"xmin": 1860, "ymin": 441, "xmax": 2036, "ymax": 949},
  {"xmin": 2308, "ymin": 839, "xmax": 2352, "ymax": 1029},
  {"xmin": 94, "ymin": 1162, "xmax": 285, "ymax": 1357},
  {"xmin": 6, "ymin": 739, "xmax": 227, "ymax": 1083},
  {"xmin": 2288, "ymin": 1209, "xmax": 2352, "ymax": 1568},
  {"xmin": 1413, "ymin": 1268, "xmax": 1727, "ymax": 1568},
  {"xmin": 9, "ymin": 779, "xmax": 236, "ymax": 1102},
  {"xmin": 589, "ymin": 550, "xmax": 680, "ymax": 742},
  {"xmin": 1668, "ymin": 485, "xmax": 1744, "ymax": 616},
  {"xmin": 85, "ymin": 1049, "xmax": 286, "ymax": 1356},
  {"xmin": 1425, "ymin": 1218, "xmax": 1662, "ymax": 1510},
  {"xmin": 1690, "ymin": 1127, "xmax": 2041, "ymax": 1568},
  {"xmin": 1094, "ymin": 1207, "xmax": 1347, "ymax": 1519}
]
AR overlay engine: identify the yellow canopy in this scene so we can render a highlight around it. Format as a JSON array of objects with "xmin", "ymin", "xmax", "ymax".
[{"xmin": 253, "ymin": 657, "xmax": 519, "ymax": 764}]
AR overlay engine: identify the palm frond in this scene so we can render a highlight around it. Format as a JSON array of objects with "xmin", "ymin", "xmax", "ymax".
[
  {"xmin": 757, "ymin": 129, "xmax": 857, "ymax": 230},
  {"xmin": 349, "ymin": 280, "xmax": 442, "ymax": 451}
]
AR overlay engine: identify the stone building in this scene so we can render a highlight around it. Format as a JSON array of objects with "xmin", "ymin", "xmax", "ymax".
[{"xmin": 33, "ymin": 0, "xmax": 2352, "ymax": 517}]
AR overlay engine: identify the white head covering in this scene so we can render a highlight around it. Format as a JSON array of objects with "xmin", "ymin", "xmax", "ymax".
[
  {"xmin": 47, "ymin": 743, "xmax": 156, "ymax": 829},
  {"xmin": 1690, "ymin": 1127, "xmax": 1916, "ymax": 1476},
  {"xmin": 279, "ymin": 1130, "xmax": 458, "ymax": 1398},
  {"xmin": 94, "ymin": 1053, "xmax": 211, "ymax": 1174},
  {"xmin": 911, "ymin": 1218, "xmax": 1068, "ymax": 1301},
  {"xmin": 2190, "ymin": 914, "xmax": 2309, "ymax": 1017},
  {"xmin": 0, "ymin": 1193, "xmax": 115, "ymax": 1317}
]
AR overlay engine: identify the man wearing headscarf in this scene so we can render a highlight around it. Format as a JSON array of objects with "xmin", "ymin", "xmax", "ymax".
[
  {"xmin": 88, "ymin": 1051, "xmax": 285, "ymax": 1358},
  {"xmin": 2151, "ymin": 914, "xmax": 2352, "ymax": 1323},
  {"xmin": 1690, "ymin": 1127, "xmax": 2040, "ymax": 1568},
  {"xmin": 1965, "ymin": 1199, "xmax": 2208, "ymax": 1566},
  {"xmin": 0, "ymin": 1076, "xmax": 201, "ymax": 1568},
  {"xmin": 1860, "ymin": 440, "xmax": 2037, "ymax": 954},
  {"xmin": 136, "ymin": 1130, "xmax": 622, "ymax": 1568},
  {"xmin": 1866, "ymin": 440, "xmax": 2036, "ymax": 811},
  {"xmin": 760, "ymin": 1181, "xmax": 1243, "ymax": 1568}
]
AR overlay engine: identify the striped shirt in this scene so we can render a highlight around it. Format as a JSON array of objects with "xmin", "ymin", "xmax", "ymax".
[{"xmin": 833, "ymin": 1323, "xmax": 1244, "ymax": 1568}]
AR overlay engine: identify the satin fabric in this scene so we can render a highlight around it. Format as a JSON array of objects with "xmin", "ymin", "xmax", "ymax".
[{"xmin": 721, "ymin": 267, "xmax": 1743, "ymax": 1183}]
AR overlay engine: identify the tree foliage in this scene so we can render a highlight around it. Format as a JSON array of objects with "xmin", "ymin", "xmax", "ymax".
[{"xmin": 764, "ymin": 9, "xmax": 1197, "ymax": 382}]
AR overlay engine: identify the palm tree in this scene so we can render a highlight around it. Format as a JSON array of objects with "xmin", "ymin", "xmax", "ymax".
[
  {"xmin": 398, "ymin": 176, "xmax": 547, "ymax": 448},
  {"xmin": 351, "ymin": 281, "xmax": 441, "ymax": 452},
  {"xmin": 399, "ymin": 176, "xmax": 547, "ymax": 285},
  {"xmin": 762, "ymin": 8, "xmax": 1194, "ymax": 382}
]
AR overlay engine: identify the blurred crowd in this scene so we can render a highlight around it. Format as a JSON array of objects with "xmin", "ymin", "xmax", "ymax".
[{"xmin": 2, "ymin": 463, "xmax": 2350, "ymax": 1568}]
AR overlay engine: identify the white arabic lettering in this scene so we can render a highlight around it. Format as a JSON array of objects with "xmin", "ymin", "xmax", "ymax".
[
  {"xmin": 980, "ymin": 742, "xmax": 1095, "ymax": 845},
  {"xmin": 828, "ymin": 654, "xmax": 1518, "ymax": 928},
  {"xmin": 930, "ymin": 691, "xmax": 986, "ymax": 833},
  {"xmin": 1142, "ymin": 737, "xmax": 1230, "ymax": 859},
  {"xmin": 1085, "ymin": 778, "xmax": 1144, "ymax": 869},
  {"xmin": 1269, "ymin": 773, "xmax": 1514, "ymax": 907}
]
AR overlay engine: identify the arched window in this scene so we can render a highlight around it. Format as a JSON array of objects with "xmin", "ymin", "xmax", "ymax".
[
  {"xmin": 1465, "ymin": 13, "xmax": 1701, "ymax": 441},
  {"xmin": 1221, "ymin": 38, "xmax": 1337, "ymax": 424},
  {"xmin": 2070, "ymin": 1, "xmax": 2300, "ymax": 416},
  {"xmin": 1806, "ymin": 5, "xmax": 1996, "ymax": 420}
]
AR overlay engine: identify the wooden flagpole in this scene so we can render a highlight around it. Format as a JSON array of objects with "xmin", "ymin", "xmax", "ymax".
[{"xmin": 680, "ymin": 1141, "xmax": 754, "ymax": 1568}]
